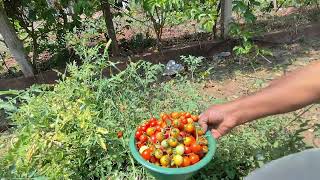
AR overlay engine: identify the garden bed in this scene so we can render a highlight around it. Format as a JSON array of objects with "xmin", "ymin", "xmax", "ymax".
[{"xmin": 0, "ymin": 22, "xmax": 320, "ymax": 90}]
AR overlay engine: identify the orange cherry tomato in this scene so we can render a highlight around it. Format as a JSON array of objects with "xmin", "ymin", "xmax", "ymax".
[
  {"xmin": 146, "ymin": 127, "xmax": 156, "ymax": 136},
  {"xmin": 168, "ymin": 137, "xmax": 178, "ymax": 147},
  {"xmin": 149, "ymin": 145, "xmax": 156, "ymax": 152},
  {"xmin": 160, "ymin": 112, "xmax": 166, "ymax": 118},
  {"xmin": 172, "ymin": 119, "xmax": 181, "ymax": 129},
  {"xmin": 184, "ymin": 136, "xmax": 194, "ymax": 146},
  {"xmin": 182, "ymin": 156, "xmax": 191, "ymax": 167},
  {"xmin": 162, "ymin": 114, "xmax": 170, "ymax": 121},
  {"xmin": 187, "ymin": 118, "xmax": 194, "ymax": 124},
  {"xmin": 191, "ymin": 115, "xmax": 199, "ymax": 122},
  {"xmin": 190, "ymin": 143, "xmax": 202, "ymax": 154},
  {"xmin": 189, "ymin": 153, "xmax": 200, "ymax": 164},
  {"xmin": 196, "ymin": 128, "xmax": 205, "ymax": 136},
  {"xmin": 170, "ymin": 128, "xmax": 180, "ymax": 138},
  {"xmin": 171, "ymin": 112, "xmax": 180, "ymax": 119},
  {"xmin": 185, "ymin": 123, "xmax": 195, "ymax": 133},
  {"xmin": 156, "ymin": 132, "xmax": 165, "ymax": 142}
]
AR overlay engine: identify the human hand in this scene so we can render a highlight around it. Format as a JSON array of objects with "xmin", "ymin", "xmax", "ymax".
[{"xmin": 198, "ymin": 104, "xmax": 239, "ymax": 139}]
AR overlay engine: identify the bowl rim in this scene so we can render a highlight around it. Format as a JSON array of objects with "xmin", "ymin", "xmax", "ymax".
[{"xmin": 129, "ymin": 130, "xmax": 217, "ymax": 175}]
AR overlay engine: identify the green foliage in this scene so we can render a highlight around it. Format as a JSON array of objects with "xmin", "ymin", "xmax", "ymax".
[
  {"xmin": 186, "ymin": 0, "xmax": 219, "ymax": 32},
  {"xmin": 230, "ymin": 0, "xmax": 273, "ymax": 62},
  {"xmin": 134, "ymin": 0, "xmax": 185, "ymax": 43},
  {"xmin": 180, "ymin": 55, "xmax": 204, "ymax": 80},
  {"xmin": 0, "ymin": 38, "xmax": 206, "ymax": 179}
]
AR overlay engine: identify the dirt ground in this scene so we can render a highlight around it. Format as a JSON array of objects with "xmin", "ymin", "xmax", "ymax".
[{"xmin": 201, "ymin": 36, "xmax": 320, "ymax": 147}]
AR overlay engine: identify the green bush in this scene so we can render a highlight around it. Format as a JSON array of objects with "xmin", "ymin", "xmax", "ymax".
[{"xmin": 0, "ymin": 41, "xmax": 205, "ymax": 179}]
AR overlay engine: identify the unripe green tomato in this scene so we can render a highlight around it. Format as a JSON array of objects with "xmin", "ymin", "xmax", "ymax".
[
  {"xmin": 175, "ymin": 144, "xmax": 185, "ymax": 155},
  {"xmin": 161, "ymin": 139, "xmax": 169, "ymax": 148}
]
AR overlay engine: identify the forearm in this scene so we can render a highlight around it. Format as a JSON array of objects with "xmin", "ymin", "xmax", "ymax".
[{"xmin": 225, "ymin": 61, "xmax": 320, "ymax": 125}]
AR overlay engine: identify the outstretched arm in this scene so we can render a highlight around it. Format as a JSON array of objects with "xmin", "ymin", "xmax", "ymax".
[{"xmin": 199, "ymin": 61, "xmax": 320, "ymax": 139}]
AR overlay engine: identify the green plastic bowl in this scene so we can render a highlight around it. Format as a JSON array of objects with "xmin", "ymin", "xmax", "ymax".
[{"xmin": 129, "ymin": 131, "xmax": 217, "ymax": 180}]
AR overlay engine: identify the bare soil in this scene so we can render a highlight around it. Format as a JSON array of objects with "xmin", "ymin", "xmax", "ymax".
[{"xmin": 201, "ymin": 35, "xmax": 320, "ymax": 147}]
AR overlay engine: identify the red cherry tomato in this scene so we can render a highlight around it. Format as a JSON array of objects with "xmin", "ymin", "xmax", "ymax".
[
  {"xmin": 180, "ymin": 117, "xmax": 187, "ymax": 124},
  {"xmin": 179, "ymin": 131, "xmax": 186, "ymax": 137},
  {"xmin": 117, "ymin": 131, "xmax": 123, "ymax": 138},
  {"xmin": 141, "ymin": 149, "xmax": 152, "ymax": 160},
  {"xmin": 155, "ymin": 125, "xmax": 161, "ymax": 132},
  {"xmin": 164, "ymin": 131, "xmax": 169, "ymax": 139},
  {"xmin": 150, "ymin": 117, "xmax": 157, "ymax": 121},
  {"xmin": 141, "ymin": 125, "xmax": 148, "ymax": 132},
  {"xmin": 135, "ymin": 131, "xmax": 143, "ymax": 140},
  {"xmin": 185, "ymin": 146, "xmax": 192, "ymax": 154},
  {"xmin": 150, "ymin": 156, "xmax": 157, "ymax": 163},
  {"xmin": 139, "ymin": 134, "xmax": 148, "ymax": 143},
  {"xmin": 185, "ymin": 112, "xmax": 191, "ymax": 118},
  {"xmin": 136, "ymin": 142, "xmax": 145, "ymax": 149},
  {"xmin": 150, "ymin": 134, "xmax": 157, "ymax": 143},
  {"xmin": 150, "ymin": 119, "xmax": 158, "ymax": 127}
]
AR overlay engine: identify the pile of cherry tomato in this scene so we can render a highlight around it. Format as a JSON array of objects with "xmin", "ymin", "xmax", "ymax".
[{"xmin": 135, "ymin": 112, "xmax": 209, "ymax": 168}]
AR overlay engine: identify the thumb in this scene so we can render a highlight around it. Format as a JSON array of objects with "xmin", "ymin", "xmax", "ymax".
[{"xmin": 198, "ymin": 113, "xmax": 209, "ymax": 132}]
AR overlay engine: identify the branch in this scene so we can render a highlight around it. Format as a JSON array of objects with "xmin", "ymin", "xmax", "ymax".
[
  {"xmin": 0, "ymin": 39, "xmax": 5, "ymax": 44},
  {"xmin": 109, "ymin": 3, "xmax": 152, "ymax": 28}
]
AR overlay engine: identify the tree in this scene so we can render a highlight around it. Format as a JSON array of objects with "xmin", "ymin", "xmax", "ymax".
[
  {"xmin": 220, "ymin": 0, "xmax": 232, "ymax": 38},
  {"xmin": 100, "ymin": 0, "xmax": 120, "ymax": 56},
  {"xmin": 0, "ymin": 5, "xmax": 34, "ymax": 77}
]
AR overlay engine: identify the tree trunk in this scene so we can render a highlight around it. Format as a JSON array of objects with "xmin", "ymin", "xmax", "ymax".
[
  {"xmin": 212, "ymin": 0, "xmax": 222, "ymax": 38},
  {"xmin": 220, "ymin": 0, "xmax": 232, "ymax": 39},
  {"xmin": 273, "ymin": 0, "xmax": 277, "ymax": 10},
  {"xmin": 0, "ymin": 6, "xmax": 34, "ymax": 77},
  {"xmin": 100, "ymin": 0, "xmax": 120, "ymax": 56}
]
